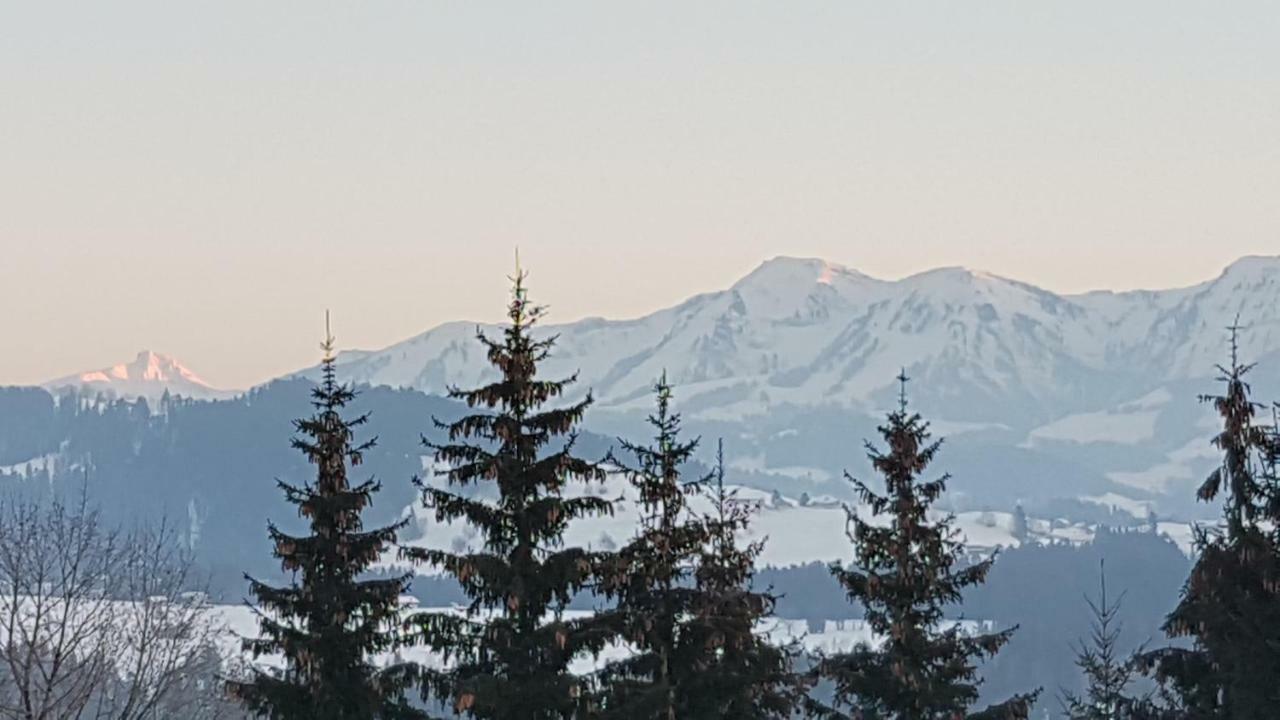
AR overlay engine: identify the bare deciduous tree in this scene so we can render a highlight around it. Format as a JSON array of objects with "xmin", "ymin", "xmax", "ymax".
[{"xmin": 0, "ymin": 491, "xmax": 245, "ymax": 720}]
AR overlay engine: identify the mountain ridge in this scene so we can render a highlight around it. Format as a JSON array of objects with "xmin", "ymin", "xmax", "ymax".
[
  {"xmin": 43, "ymin": 350, "xmax": 236, "ymax": 403},
  {"xmin": 29, "ymin": 256, "xmax": 1280, "ymax": 517},
  {"xmin": 287, "ymin": 254, "xmax": 1279, "ymax": 517},
  {"xmin": 316, "ymin": 254, "xmax": 1280, "ymax": 419}
]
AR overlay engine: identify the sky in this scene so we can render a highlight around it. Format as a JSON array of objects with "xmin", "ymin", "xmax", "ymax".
[{"xmin": 2, "ymin": 1, "xmax": 1278, "ymax": 389}]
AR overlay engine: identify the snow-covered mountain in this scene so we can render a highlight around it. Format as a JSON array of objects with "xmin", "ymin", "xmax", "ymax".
[
  {"xmin": 44, "ymin": 350, "xmax": 236, "ymax": 404},
  {"xmin": 308, "ymin": 255, "xmax": 1280, "ymax": 518},
  {"xmin": 323, "ymin": 255, "xmax": 1280, "ymax": 419}
]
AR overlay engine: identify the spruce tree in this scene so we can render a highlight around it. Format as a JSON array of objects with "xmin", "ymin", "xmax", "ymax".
[
  {"xmin": 593, "ymin": 375, "xmax": 711, "ymax": 719},
  {"xmin": 677, "ymin": 440, "xmax": 805, "ymax": 719},
  {"xmin": 229, "ymin": 321, "xmax": 423, "ymax": 720},
  {"xmin": 814, "ymin": 373, "xmax": 1038, "ymax": 720},
  {"xmin": 400, "ymin": 268, "xmax": 615, "ymax": 719},
  {"xmin": 1011, "ymin": 504, "xmax": 1029, "ymax": 545},
  {"xmin": 1062, "ymin": 562, "xmax": 1146, "ymax": 720},
  {"xmin": 1138, "ymin": 326, "xmax": 1280, "ymax": 719}
]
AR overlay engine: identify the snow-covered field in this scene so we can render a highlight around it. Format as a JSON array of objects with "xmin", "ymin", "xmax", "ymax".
[
  {"xmin": 210, "ymin": 602, "xmax": 995, "ymax": 676},
  {"xmin": 0, "ymin": 452, "xmax": 58, "ymax": 476},
  {"xmin": 1106, "ymin": 436, "xmax": 1221, "ymax": 494},
  {"xmin": 389, "ymin": 470, "xmax": 1196, "ymax": 576}
]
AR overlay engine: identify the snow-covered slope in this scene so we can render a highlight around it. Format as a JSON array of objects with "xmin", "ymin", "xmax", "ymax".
[
  {"xmin": 319, "ymin": 255, "xmax": 1280, "ymax": 422},
  {"xmin": 290, "ymin": 255, "xmax": 1280, "ymax": 518},
  {"xmin": 391, "ymin": 470, "xmax": 1188, "ymax": 575},
  {"xmin": 43, "ymin": 350, "xmax": 237, "ymax": 404},
  {"xmin": 213, "ymin": 600, "xmax": 991, "ymax": 678}
]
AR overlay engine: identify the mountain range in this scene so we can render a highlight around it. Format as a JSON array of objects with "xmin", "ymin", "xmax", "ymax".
[
  {"xmin": 319, "ymin": 255, "xmax": 1280, "ymax": 418},
  {"xmin": 36, "ymin": 255, "xmax": 1280, "ymax": 520},
  {"xmin": 17, "ymin": 257, "xmax": 1269, "ymax": 720},
  {"xmin": 309, "ymin": 254, "xmax": 1280, "ymax": 518}
]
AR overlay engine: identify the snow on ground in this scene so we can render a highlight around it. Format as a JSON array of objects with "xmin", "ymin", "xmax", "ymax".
[
  {"xmin": 391, "ymin": 478, "xmax": 1135, "ymax": 576},
  {"xmin": 952, "ymin": 511, "xmax": 1021, "ymax": 549},
  {"xmin": 1106, "ymin": 436, "xmax": 1216, "ymax": 493},
  {"xmin": 1127, "ymin": 388, "xmax": 1174, "ymax": 410},
  {"xmin": 1022, "ymin": 388, "xmax": 1176, "ymax": 448},
  {"xmin": 0, "ymin": 453, "xmax": 58, "ymax": 477},
  {"xmin": 1025, "ymin": 409, "xmax": 1160, "ymax": 446},
  {"xmin": 795, "ymin": 618, "xmax": 995, "ymax": 656},
  {"xmin": 0, "ymin": 594, "xmax": 219, "ymax": 684},
  {"xmin": 1080, "ymin": 493, "xmax": 1154, "ymax": 519},
  {"xmin": 212, "ymin": 603, "xmax": 633, "ymax": 676},
  {"xmin": 1157, "ymin": 522, "xmax": 1198, "ymax": 556},
  {"xmin": 928, "ymin": 419, "xmax": 1011, "ymax": 437},
  {"xmin": 764, "ymin": 465, "xmax": 834, "ymax": 483},
  {"xmin": 1168, "ymin": 436, "xmax": 1220, "ymax": 464},
  {"xmin": 1047, "ymin": 523, "xmax": 1097, "ymax": 545},
  {"xmin": 741, "ymin": 503, "xmax": 853, "ymax": 567},
  {"xmin": 1107, "ymin": 463, "xmax": 1190, "ymax": 494},
  {"xmin": 212, "ymin": 602, "xmax": 996, "ymax": 677},
  {"xmin": 396, "ymin": 472, "xmax": 865, "ymax": 571}
]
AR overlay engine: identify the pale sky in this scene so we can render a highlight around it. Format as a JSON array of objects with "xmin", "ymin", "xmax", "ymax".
[{"xmin": 2, "ymin": 1, "xmax": 1278, "ymax": 389}]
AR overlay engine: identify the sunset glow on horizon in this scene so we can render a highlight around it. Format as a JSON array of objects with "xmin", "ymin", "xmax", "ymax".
[{"xmin": 2, "ymin": 1, "xmax": 1278, "ymax": 388}]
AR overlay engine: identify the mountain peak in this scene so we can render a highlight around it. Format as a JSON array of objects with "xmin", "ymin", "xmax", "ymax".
[
  {"xmin": 43, "ymin": 351, "xmax": 233, "ymax": 403},
  {"xmin": 1218, "ymin": 254, "xmax": 1280, "ymax": 281},
  {"xmin": 734, "ymin": 256, "xmax": 888, "ymax": 293},
  {"xmin": 728, "ymin": 257, "xmax": 880, "ymax": 319},
  {"xmin": 743, "ymin": 258, "xmax": 1023, "ymax": 294},
  {"xmin": 291, "ymin": 252, "xmax": 1280, "ymax": 429},
  {"xmin": 901, "ymin": 264, "xmax": 1012, "ymax": 285},
  {"xmin": 892, "ymin": 266, "xmax": 1035, "ymax": 309},
  {"xmin": 738, "ymin": 257, "xmax": 871, "ymax": 285},
  {"xmin": 118, "ymin": 350, "xmax": 207, "ymax": 384}
]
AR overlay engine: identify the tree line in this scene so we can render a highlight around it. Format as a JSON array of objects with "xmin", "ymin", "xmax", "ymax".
[{"xmin": 224, "ymin": 272, "xmax": 1280, "ymax": 720}]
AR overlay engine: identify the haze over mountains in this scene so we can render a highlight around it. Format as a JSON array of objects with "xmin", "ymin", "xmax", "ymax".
[
  {"xmin": 35, "ymin": 255, "xmax": 1280, "ymax": 521},
  {"xmin": 322, "ymin": 255, "xmax": 1280, "ymax": 418},
  {"xmin": 297, "ymin": 254, "xmax": 1277, "ymax": 519}
]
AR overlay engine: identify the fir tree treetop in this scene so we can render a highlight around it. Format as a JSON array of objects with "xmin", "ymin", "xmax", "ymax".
[
  {"xmin": 230, "ymin": 316, "xmax": 423, "ymax": 720},
  {"xmin": 816, "ymin": 373, "xmax": 1038, "ymax": 720},
  {"xmin": 400, "ymin": 269, "xmax": 616, "ymax": 720}
]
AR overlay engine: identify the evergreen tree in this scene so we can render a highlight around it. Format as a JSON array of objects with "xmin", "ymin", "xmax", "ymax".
[
  {"xmin": 400, "ymin": 268, "xmax": 615, "ymax": 719},
  {"xmin": 1012, "ymin": 504, "xmax": 1029, "ymax": 545},
  {"xmin": 593, "ymin": 375, "xmax": 712, "ymax": 719},
  {"xmin": 1061, "ymin": 562, "xmax": 1146, "ymax": 720},
  {"xmin": 1138, "ymin": 327, "xmax": 1280, "ymax": 720},
  {"xmin": 814, "ymin": 373, "xmax": 1038, "ymax": 720},
  {"xmin": 229, "ymin": 320, "xmax": 423, "ymax": 720},
  {"xmin": 678, "ymin": 440, "xmax": 805, "ymax": 719}
]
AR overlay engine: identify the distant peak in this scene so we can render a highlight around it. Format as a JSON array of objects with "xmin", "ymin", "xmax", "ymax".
[
  {"xmin": 736, "ymin": 256, "xmax": 872, "ymax": 288},
  {"xmin": 908, "ymin": 265, "xmax": 971, "ymax": 278},
  {"xmin": 112, "ymin": 350, "xmax": 204, "ymax": 383},
  {"xmin": 1220, "ymin": 254, "xmax": 1280, "ymax": 277},
  {"xmin": 749, "ymin": 256, "xmax": 827, "ymax": 273},
  {"xmin": 738, "ymin": 257, "xmax": 1026, "ymax": 292},
  {"xmin": 900, "ymin": 265, "xmax": 1008, "ymax": 286},
  {"xmin": 42, "ymin": 351, "xmax": 233, "ymax": 402}
]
